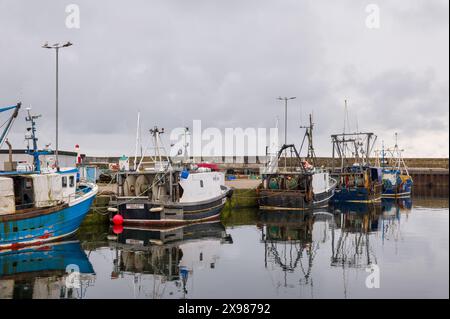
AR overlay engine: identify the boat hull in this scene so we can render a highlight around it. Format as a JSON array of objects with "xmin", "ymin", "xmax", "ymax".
[
  {"xmin": 331, "ymin": 185, "xmax": 382, "ymax": 203},
  {"xmin": 381, "ymin": 181, "xmax": 413, "ymax": 198},
  {"xmin": 381, "ymin": 171, "xmax": 413, "ymax": 198},
  {"xmin": 113, "ymin": 188, "xmax": 232, "ymax": 227},
  {"xmin": 258, "ymin": 187, "xmax": 335, "ymax": 211},
  {"xmin": 0, "ymin": 185, "xmax": 97, "ymax": 250},
  {"xmin": 381, "ymin": 190, "xmax": 411, "ymax": 198}
]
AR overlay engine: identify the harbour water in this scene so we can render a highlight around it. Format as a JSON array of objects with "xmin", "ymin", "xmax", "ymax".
[{"xmin": 1, "ymin": 195, "xmax": 448, "ymax": 299}]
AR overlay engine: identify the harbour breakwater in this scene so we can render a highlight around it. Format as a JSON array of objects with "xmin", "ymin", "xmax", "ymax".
[
  {"xmin": 85, "ymin": 156, "xmax": 449, "ymax": 170},
  {"xmin": 83, "ymin": 174, "xmax": 448, "ymax": 226},
  {"xmin": 84, "ymin": 155, "xmax": 448, "ymax": 189},
  {"xmin": 81, "ymin": 156, "xmax": 447, "ymax": 225}
]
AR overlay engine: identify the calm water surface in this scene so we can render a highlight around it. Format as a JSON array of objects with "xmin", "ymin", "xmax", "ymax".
[{"xmin": 1, "ymin": 196, "xmax": 448, "ymax": 299}]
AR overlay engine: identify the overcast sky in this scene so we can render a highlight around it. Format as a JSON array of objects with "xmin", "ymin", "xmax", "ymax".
[{"xmin": 0, "ymin": 0, "xmax": 448, "ymax": 158}]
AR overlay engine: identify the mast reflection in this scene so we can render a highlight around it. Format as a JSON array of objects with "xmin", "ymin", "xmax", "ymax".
[
  {"xmin": 258, "ymin": 199, "xmax": 412, "ymax": 297},
  {"xmin": 108, "ymin": 221, "xmax": 232, "ymax": 298},
  {"xmin": 258, "ymin": 210, "xmax": 331, "ymax": 296}
]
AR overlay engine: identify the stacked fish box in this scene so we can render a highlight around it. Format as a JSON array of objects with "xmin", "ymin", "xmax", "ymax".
[
  {"xmin": 0, "ymin": 177, "xmax": 15, "ymax": 215},
  {"xmin": 30, "ymin": 174, "xmax": 63, "ymax": 208}
]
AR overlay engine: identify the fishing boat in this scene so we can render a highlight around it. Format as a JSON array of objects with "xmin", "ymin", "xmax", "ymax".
[
  {"xmin": 257, "ymin": 115, "xmax": 336, "ymax": 211},
  {"xmin": 108, "ymin": 126, "xmax": 233, "ymax": 227},
  {"xmin": 375, "ymin": 134, "xmax": 413, "ymax": 198},
  {"xmin": 330, "ymin": 132, "xmax": 382, "ymax": 203},
  {"xmin": 0, "ymin": 104, "xmax": 98, "ymax": 250}
]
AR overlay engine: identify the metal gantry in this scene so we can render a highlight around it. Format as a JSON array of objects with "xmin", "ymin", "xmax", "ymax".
[{"xmin": 331, "ymin": 132, "xmax": 377, "ymax": 172}]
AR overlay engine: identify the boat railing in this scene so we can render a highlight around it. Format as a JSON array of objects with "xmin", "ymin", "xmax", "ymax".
[
  {"xmin": 261, "ymin": 188, "xmax": 309, "ymax": 194},
  {"xmin": 263, "ymin": 170, "xmax": 314, "ymax": 176},
  {"xmin": 115, "ymin": 196, "xmax": 149, "ymax": 200},
  {"xmin": 14, "ymin": 190, "xmax": 91, "ymax": 210},
  {"xmin": 66, "ymin": 186, "xmax": 94, "ymax": 202},
  {"xmin": 15, "ymin": 199, "xmax": 65, "ymax": 212}
]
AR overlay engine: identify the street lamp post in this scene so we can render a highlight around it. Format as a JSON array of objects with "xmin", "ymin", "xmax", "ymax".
[
  {"xmin": 42, "ymin": 41, "xmax": 73, "ymax": 171},
  {"xmin": 277, "ymin": 96, "xmax": 296, "ymax": 168}
]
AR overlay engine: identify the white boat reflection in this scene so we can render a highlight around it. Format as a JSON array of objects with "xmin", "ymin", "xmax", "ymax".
[{"xmin": 107, "ymin": 221, "xmax": 232, "ymax": 298}]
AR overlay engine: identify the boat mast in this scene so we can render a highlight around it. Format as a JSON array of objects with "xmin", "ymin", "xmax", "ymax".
[
  {"xmin": 26, "ymin": 109, "xmax": 41, "ymax": 171},
  {"xmin": 342, "ymin": 99, "xmax": 348, "ymax": 170},
  {"xmin": 133, "ymin": 111, "xmax": 141, "ymax": 171},
  {"xmin": 135, "ymin": 126, "xmax": 172, "ymax": 171},
  {"xmin": 25, "ymin": 108, "xmax": 51, "ymax": 172},
  {"xmin": 394, "ymin": 132, "xmax": 410, "ymax": 176},
  {"xmin": 149, "ymin": 126, "xmax": 163, "ymax": 163},
  {"xmin": 183, "ymin": 126, "xmax": 190, "ymax": 164},
  {"xmin": 394, "ymin": 132, "xmax": 401, "ymax": 170},
  {"xmin": 299, "ymin": 114, "xmax": 316, "ymax": 165}
]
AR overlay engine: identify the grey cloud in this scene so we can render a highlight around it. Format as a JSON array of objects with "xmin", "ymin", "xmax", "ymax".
[
  {"xmin": 351, "ymin": 68, "xmax": 448, "ymax": 132},
  {"xmin": 0, "ymin": 0, "xmax": 448, "ymax": 157}
]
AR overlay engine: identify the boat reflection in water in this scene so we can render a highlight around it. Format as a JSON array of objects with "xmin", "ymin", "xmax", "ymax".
[
  {"xmin": 258, "ymin": 200, "xmax": 412, "ymax": 297},
  {"xmin": 108, "ymin": 221, "xmax": 232, "ymax": 298},
  {"xmin": 258, "ymin": 209, "xmax": 334, "ymax": 294},
  {"xmin": 382, "ymin": 198, "xmax": 412, "ymax": 219},
  {"xmin": 329, "ymin": 203, "xmax": 382, "ymax": 270},
  {"xmin": 329, "ymin": 200, "xmax": 411, "ymax": 266},
  {"xmin": 0, "ymin": 240, "xmax": 95, "ymax": 299},
  {"xmin": 379, "ymin": 198, "xmax": 412, "ymax": 243}
]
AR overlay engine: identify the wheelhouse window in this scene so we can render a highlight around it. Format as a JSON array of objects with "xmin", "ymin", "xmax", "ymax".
[
  {"xmin": 69, "ymin": 175, "xmax": 75, "ymax": 187},
  {"xmin": 62, "ymin": 176, "xmax": 67, "ymax": 188}
]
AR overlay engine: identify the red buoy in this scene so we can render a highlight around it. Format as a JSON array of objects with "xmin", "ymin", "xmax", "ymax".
[
  {"xmin": 112, "ymin": 214, "xmax": 123, "ymax": 225},
  {"xmin": 112, "ymin": 224, "xmax": 123, "ymax": 235}
]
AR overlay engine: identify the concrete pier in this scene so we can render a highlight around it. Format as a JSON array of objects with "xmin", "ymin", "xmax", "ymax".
[
  {"xmin": 81, "ymin": 157, "xmax": 448, "ymax": 225},
  {"xmin": 408, "ymin": 167, "xmax": 449, "ymax": 188},
  {"xmin": 84, "ymin": 155, "xmax": 449, "ymax": 169},
  {"xmin": 85, "ymin": 155, "xmax": 448, "ymax": 189}
]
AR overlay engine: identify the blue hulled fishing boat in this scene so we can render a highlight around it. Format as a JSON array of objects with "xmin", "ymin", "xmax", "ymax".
[
  {"xmin": 376, "ymin": 134, "xmax": 413, "ymax": 198},
  {"xmin": 0, "ymin": 104, "xmax": 98, "ymax": 250},
  {"xmin": 330, "ymin": 132, "xmax": 382, "ymax": 203}
]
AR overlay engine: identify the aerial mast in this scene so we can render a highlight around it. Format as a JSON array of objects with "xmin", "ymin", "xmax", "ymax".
[
  {"xmin": 183, "ymin": 127, "xmax": 190, "ymax": 164},
  {"xmin": 25, "ymin": 108, "xmax": 51, "ymax": 172},
  {"xmin": 342, "ymin": 99, "xmax": 348, "ymax": 170},
  {"xmin": 133, "ymin": 111, "xmax": 141, "ymax": 171},
  {"xmin": 300, "ymin": 114, "xmax": 316, "ymax": 165}
]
